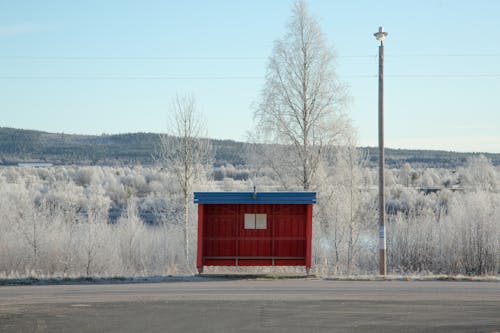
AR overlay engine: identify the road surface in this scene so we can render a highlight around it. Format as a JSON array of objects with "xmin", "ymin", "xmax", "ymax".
[{"xmin": 0, "ymin": 279, "xmax": 499, "ymax": 332}]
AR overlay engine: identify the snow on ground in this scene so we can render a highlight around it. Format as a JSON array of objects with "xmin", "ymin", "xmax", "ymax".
[{"xmin": 0, "ymin": 274, "xmax": 498, "ymax": 286}]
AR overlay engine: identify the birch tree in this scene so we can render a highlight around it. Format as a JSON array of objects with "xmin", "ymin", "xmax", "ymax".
[
  {"xmin": 157, "ymin": 94, "xmax": 212, "ymax": 271},
  {"xmin": 254, "ymin": 0, "xmax": 349, "ymax": 190}
]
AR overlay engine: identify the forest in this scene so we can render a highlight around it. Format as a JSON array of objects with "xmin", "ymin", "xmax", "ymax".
[{"xmin": 0, "ymin": 154, "xmax": 498, "ymax": 278}]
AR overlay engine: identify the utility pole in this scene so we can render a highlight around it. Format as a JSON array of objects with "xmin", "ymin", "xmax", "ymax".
[{"xmin": 374, "ymin": 26, "xmax": 388, "ymax": 275}]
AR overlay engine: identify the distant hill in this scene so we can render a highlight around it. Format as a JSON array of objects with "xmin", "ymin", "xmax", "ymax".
[
  {"xmin": 0, "ymin": 127, "xmax": 247, "ymax": 166},
  {"xmin": 0, "ymin": 127, "xmax": 158, "ymax": 165},
  {"xmin": 1, "ymin": 127, "xmax": 498, "ymax": 168},
  {"xmin": 362, "ymin": 147, "xmax": 500, "ymax": 168}
]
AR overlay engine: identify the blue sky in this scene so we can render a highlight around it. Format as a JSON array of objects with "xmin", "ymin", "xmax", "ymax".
[{"xmin": 1, "ymin": 0, "xmax": 499, "ymax": 153}]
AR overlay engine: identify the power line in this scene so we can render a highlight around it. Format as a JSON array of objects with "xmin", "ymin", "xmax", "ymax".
[
  {"xmin": 1, "ymin": 53, "xmax": 499, "ymax": 61},
  {"xmin": 1, "ymin": 73, "xmax": 499, "ymax": 80},
  {"xmin": 0, "ymin": 75, "xmax": 264, "ymax": 80},
  {"xmin": 0, "ymin": 55, "xmax": 267, "ymax": 61},
  {"xmin": 0, "ymin": 56, "xmax": 266, "ymax": 61},
  {"xmin": 347, "ymin": 74, "xmax": 500, "ymax": 78},
  {"xmin": 389, "ymin": 53, "xmax": 500, "ymax": 58},
  {"xmin": 387, "ymin": 74, "xmax": 500, "ymax": 78}
]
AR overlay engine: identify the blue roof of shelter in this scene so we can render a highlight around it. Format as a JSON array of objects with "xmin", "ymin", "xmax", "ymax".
[{"xmin": 193, "ymin": 192, "xmax": 316, "ymax": 205}]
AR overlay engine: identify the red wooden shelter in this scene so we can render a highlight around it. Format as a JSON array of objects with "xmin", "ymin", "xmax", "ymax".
[{"xmin": 194, "ymin": 192, "xmax": 316, "ymax": 273}]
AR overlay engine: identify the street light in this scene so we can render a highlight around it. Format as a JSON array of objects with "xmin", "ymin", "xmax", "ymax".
[
  {"xmin": 374, "ymin": 26, "xmax": 387, "ymax": 276},
  {"xmin": 374, "ymin": 26, "xmax": 388, "ymax": 43}
]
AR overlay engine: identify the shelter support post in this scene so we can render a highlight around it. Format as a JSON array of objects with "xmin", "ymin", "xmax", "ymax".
[
  {"xmin": 197, "ymin": 204, "xmax": 204, "ymax": 274},
  {"xmin": 305, "ymin": 204, "xmax": 313, "ymax": 274}
]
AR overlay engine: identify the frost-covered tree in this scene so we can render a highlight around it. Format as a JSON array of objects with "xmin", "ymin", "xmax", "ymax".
[
  {"xmin": 459, "ymin": 155, "xmax": 497, "ymax": 192},
  {"xmin": 314, "ymin": 136, "xmax": 366, "ymax": 274},
  {"xmin": 157, "ymin": 94, "xmax": 213, "ymax": 270},
  {"xmin": 254, "ymin": 0, "xmax": 349, "ymax": 191},
  {"xmin": 80, "ymin": 185, "xmax": 112, "ymax": 276},
  {"xmin": 337, "ymin": 143, "xmax": 365, "ymax": 272},
  {"xmin": 400, "ymin": 163, "xmax": 413, "ymax": 187}
]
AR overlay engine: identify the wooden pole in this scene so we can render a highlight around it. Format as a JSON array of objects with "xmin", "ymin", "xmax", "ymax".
[{"xmin": 378, "ymin": 41, "xmax": 387, "ymax": 276}]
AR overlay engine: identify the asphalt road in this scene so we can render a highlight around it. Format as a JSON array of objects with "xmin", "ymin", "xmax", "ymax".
[{"xmin": 0, "ymin": 279, "xmax": 499, "ymax": 332}]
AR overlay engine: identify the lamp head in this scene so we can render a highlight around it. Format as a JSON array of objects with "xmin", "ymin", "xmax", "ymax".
[{"xmin": 374, "ymin": 26, "xmax": 388, "ymax": 42}]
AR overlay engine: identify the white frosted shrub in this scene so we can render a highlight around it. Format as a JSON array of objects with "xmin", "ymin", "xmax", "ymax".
[{"xmin": 73, "ymin": 167, "xmax": 96, "ymax": 187}]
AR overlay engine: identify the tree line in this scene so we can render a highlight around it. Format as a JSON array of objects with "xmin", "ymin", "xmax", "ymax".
[{"xmin": 1, "ymin": 127, "xmax": 498, "ymax": 169}]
